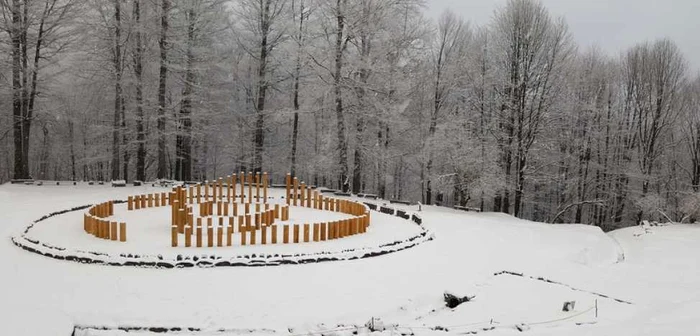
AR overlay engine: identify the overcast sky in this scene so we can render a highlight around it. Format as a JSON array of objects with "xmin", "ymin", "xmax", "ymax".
[{"xmin": 426, "ymin": 0, "xmax": 700, "ymax": 71}]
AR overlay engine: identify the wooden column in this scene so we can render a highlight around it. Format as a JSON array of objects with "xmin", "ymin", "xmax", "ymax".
[
  {"xmin": 197, "ymin": 183, "xmax": 202, "ymax": 203},
  {"xmin": 261, "ymin": 225, "xmax": 267, "ymax": 245},
  {"xmin": 303, "ymin": 223, "xmax": 310, "ymax": 242},
  {"xmin": 300, "ymin": 182, "xmax": 306, "ymax": 207},
  {"xmin": 292, "ymin": 177, "xmax": 299, "ymax": 206},
  {"xmin": 232, "ymin": 173, "xmax": 237, "ymax": 202},
  {"xmin": 128, "ymin": 196, "xmax": 134, "ymax": 210},
  {"xmin": 262, "ymin": 172, "xmax": 268, "ymax": 203},
  {"xmin": 207, "ymin": 226, "xmax": 214, "ymax": 247},
  {"xmin": 250, "ymin": 227, "xmax": 256, "ymax": 245},
  {"xmin": 119, "ymin": 222, "xmax": 127, "ymax": 242},
  {"xmin": 271, "ymin": 225, "xmax": 278, "ymax": 244},
  {"xmin": 247, "ymin": 172, "xmax": 253, "ymax": 203},
  {"xmin": 285, "ymin": 173, "xmax": 291, "ymax": 205},
  {"xmin": 217, "ymin": 226, "xmax": 223, "ymax": 247},
  {"xmin": 171, "ymin": 225, "xmax": 178, "ymax": 247},
  {"xmin": 196, "ymin": 218, "xmax": 202, "ymax": 247},
  {"xmin": 110, "ymin": 222, "xmax": 118, "ymax": 240},
  {"xmin": 313, "ymin": 223, "xmax": 319, "ymax": 242},
  {"xmin": 283, "ymin": 225, "xmax": 289, "ymax": 244},
  {"xmin": 185, "ymin": 226, "xmax": 192, "ymax": 247},
  {"xmin": 293, "ymin": 224, "xmax": 300, "ymax": 243},
  {"xmin": 274, "ymin": 204, "xmax": 280, "ymax": 219},
  {"xmin": 239, "ymin": 171, "xmax": 245, "ymax": 202},
  {"xmin": 255, "ymin": 172, "xmax": 260, "ymax": 202},
  {"xmin": 241, "ymin": 226, "xmax": 247, "ymax": 245},
  {"xmin": 320, "ymin": 222, "xmax": 327, "ymax": 241},
  {"xmin": 227, "ymin": 220, "xmax": 233, "ymax": 246}
]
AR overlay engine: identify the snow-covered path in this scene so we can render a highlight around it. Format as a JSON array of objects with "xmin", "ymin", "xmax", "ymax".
[{"xmin": 1, "ymin": 183, "xmax": 699, "ymax": 335}]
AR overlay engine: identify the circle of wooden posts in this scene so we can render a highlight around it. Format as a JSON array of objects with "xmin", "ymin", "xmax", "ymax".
[{"xmin": 82, "ymin": 172, "xmax": 371, "ymax": 248}]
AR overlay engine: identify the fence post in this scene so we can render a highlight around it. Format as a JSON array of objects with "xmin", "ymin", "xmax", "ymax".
[
  {"xmin": 196, "ymin": 219, "xmax": 202, "ymax": 247},
  {"xmin": 261, "ymin": 225, "xmax": 267, "ymax": 245},
  {"xmin": 172, "ymin": 225, "xmax": 178, "ymax": 247},
  {"xmin": 271, "ymin": 225, "xmax": 278, "ymax": 244},
  {"xmin": 119, "ymin": 222, "xmax": 126, "ymax": 242},
  {"xmin": 313, "ymin": 223, "xmax": 319, "ymax": 242},
  {"xmin": 110, "ymin": 222, "xmax": 118, "ymax": 240},
  {"xmin": 283, "ymin": 225, "xmax": 289, "ymax": 244},
  {"xmin": 320, "ymin": 222, "xmax": 327, "ymax": 241},
  {"xmin": 294, "ymin": 224, "xmax": 300, "ymax": 243}
]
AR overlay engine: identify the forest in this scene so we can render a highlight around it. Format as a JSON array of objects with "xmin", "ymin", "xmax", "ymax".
[{"xmin": 1, "ymin": 0, "xmax": 699, "ymax": 230}]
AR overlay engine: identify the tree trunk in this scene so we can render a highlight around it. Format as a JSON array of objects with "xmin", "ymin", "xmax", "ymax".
[
  {"xmin": 290, "ymin": 0, "xmax": 305, "ymax": 178},
  {"xmin": 133, "ymin": 0, "xmax": 146, "ymax": 182},
  {"xmin": 111, "ymin": 0, "xmax": 123, "ymax": 181},
  {"xmin": 253, "ymin": 0, "xmax": 272, "ymax": 173},
  {"xmin": 334, "ymin": 0, "xmax": 349, "ymax": 191},
  {"xmin": 157, "ymin": 0, "xmax": 170, "ymax": 179},
  {"xmin": 176, "ymin": 5, "xmax": 195, "ymax": 182}
]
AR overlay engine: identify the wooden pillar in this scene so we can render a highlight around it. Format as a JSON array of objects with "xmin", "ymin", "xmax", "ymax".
[
  {"xmin": 245, "ymin": 214, "xmax": 251, "ymax": 227},
  {"xmin": 207, "ymin": 226, "xmax": 214, "ymax": 247},
  {"xmin": 274, "ymin": 204, "xmax": 280, "ymax": 219},
  {"xmin": 245, "ymin": 203, "xmax": 250, "ymax": 214},
  {"xmin": 196, "ymin": 218, "xmax": 202, "ymax": 247},
  {"xmin": 233, "ymin": 203, "xmax": 238, "ymax": 216},
  {"xmin": 155, "ymin": 193, "xmax": 161, "ymax": 207},
  {"xmin": 217, "ymin": 202, "xmax": 222, "ymax": 216},
  {"xmin": 313, "ymin": 223, "xmax": 319, "ymax": 242},
  {"xmin": 238, "ymin": 215, "xmax": 244, "ymax": 232},
  {"xmin": 250, "ymin": 226, "xmax": 256, "ymax": 245},
  {"xmin": 271, "ymin": 225, "xmax": 278, "ymax": 244},
  {"xmin": 262, "ymin": 172, "xmax": 268, "ymax": 203},
  {"xmin": 119, "ymin": 222, "xmax": 127, "ymax": 242},
  {"xmin": 285, "ymin": 173, "xmax": 291, "ymax": 205},
  {"xmin": 217, "ymin": 226, "xmax": 223, "ymax": 247},
  {"xmin": 204, "ymin": 182, "xmax": 210, "ymax": 201},
  {"xmin": 255, "ymin": 213, "xmax": 261, "ymax": 229},
  {"xmin": 261, "ymin": 225, "xmax": 267, "ymax": 245},
  {"xmin": 307, "ymin": 188, "xmax": 312, "ymax": 208},
  {"xmin": 110, "ymin": 222, "xmax": 118, "ymax": 240},
  {"xmin": 255, "ymin": 172, "xmax": 260, "ymax": 201},
  {"xmin": 293, "ymin": 224, "xmax": 300, "ymax": 243},
  {"xmin": 223, "ymin": 202, "xmax": 229, "ymax": 216},
  {"xmin": 185, "ymin": 226, "xmax": 192, "ymax": 247},
  {"xmin": 218, "ymin": 177, "xmax": 224, "ymax": 200},
  {"xmin": 300, "ymin": 182, "xmax": 306, "ymax": 207},
  {"xmin": 171, "ymin": 225, "xmax": 178, "ymax": 247},
  {"xmin": 247, "ymin": 172, "xmax": 253, "ymax": 203},
  {"xmin": 240, "ymin": 171, "xmax": 245, "ymax": 202},
  {"xmin": 128, "ymin": 196, "xmax": 134, "ymax": 210},
  {"xmin": 255, "ymin": 203, "xmax": 261, "ymax": 213},
  {"xmin": 232, "ymin": 173, "xmax": 237, "ymax": 202},
  {"xmin": 135, "ymin": 196, "xmax": 141, "ymax": 210},
  {"xmin": 320, "ymin": 222, "xmax": 327, "ymax": 241},
  {"xmin": 241, "ymin": 226, "xmax": 247, "ymax": 245},
  {"xmin": 292, "ymin": 177, "xmax": 299, "ymax": 206},
  {"xmin": 197, "ymin": 183, "xmax": 202, "ymax": 203},
  {"xmin": 227, "ymin": 221, "xmax": 233, "ymax": 246},
  {"xmin": 283, "ymin": 225, "xmax": 289, "ymax": 244},
  {"xmin": 303, "ymin": 223, "xmax": 310, "ymax": 242}
]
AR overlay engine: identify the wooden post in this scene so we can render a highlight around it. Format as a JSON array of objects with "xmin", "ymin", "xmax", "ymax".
[
  {"xmin": 303, "ymin": 223, "xmax": 310, "ymax": 242},
  {"xmin": 119, "ymin": 222, "xmax": 126, "ymax": 242},
  {"xmin": 283, "ymin": 225, "xmax": 289, "ymax": 244},
  {"xmin": 217, "ymin": 202, "xmax": 222, "ymax": 216},
  {"xmin": 255, "ymin": 172, "xmax": 260, "ymax": 201},
  {"xmin": 261, "ymin": 225, "xmax": 267, "ymax": 245},
  {"xmin": 207, "ymin": 226, "xmax": 214, "ymax": 247},
  {"xmin": 241, "ymin": 226, "xmax": 247, "ymax": 245},
  {"xmin": 250, "ymin": 226, "xmax": 256, "ymax": 245},
  {"xmin": 285, "ymin": 173, "xmax": 291, "ymax": 205},
  {"xmin": 255, "ymin": 203, "xmax": 260, "ymax": 213},
  {"xmin": 262, "ymin": 172, "xmax": 268, "ymax": 203},
  {"xmin": 274, "ymin": 204, "xmax": 280, "ymax": 218},
  {"xmin": 240, "ymin": 171, "xmax": 245, "ymax": 202},
  {"xmin": 205, "ymin": 182, "xmax": 210, "ymax": 201},
  {"xmin": 300, "ymin": 182, "xmax": 306, "ymax": 207},
  {"xmin": 307, "ymin": 187, "xmax": 312, "ymax": 208},
  {"xmin": 196, "ymin": 218, "xmax": 202, "ymax": 247},
  {"xmin": 233, "ymin": 203, "xmax": 238, "ymax": 216},
  {"xmin": 217, "ymin": 226, "xmax": 223, "ymax": 247},
  {"xmin": 271, "ymin": 225, "xmax": 278, "ymax": 244},
  {"xmin": 197, "ymin": 183, "xmax": 202, "ymax": 203},
  {"xmin": 245, "ymin": 214, "xmax": 251, "ymax": 227},
  {"xmin": 255, "ymin": 213, "xmax": 261, "ymax": 229},
  {"xmin": 226, "ymin": 175, "xmax": 231, "ymax": 202},
  {"xmin": 232, "ymin": 173, "xmax": 237, "ymax": 202},
  {"xmin": 110, "ymin": 222, "xmax": 118, "ymax": 240},
  {"xmin": 155, "ymin": 193, "xmax": 161, "ymax": 207},
  {"xmin": 128, "ymin": 196, "xmax": 134, "ymax": 210},
  {"xmin": 227, "ymin": 222, "xmax": 233, "ymax": 246},
  {"xmin": 141, "ymin": 195, "xmax": 147, "ymax": 208},
  {"xmin": 320, "ymin": 222, "xmax": 327, "ymax": 241},
  {"xmin": 293, "ymin": 224, "xmax": 300, "ymax": 243},
  {"xmin": 238, "ymin": 215, "xmax": 244, "ymax": 232},
  {"xmin": 135, "ymin": 196, "xmax": 141, "ymax": 210},
  {"xmin": 245, "ymin": 203, "xmax": 250, "ymax": 214},
  {"xmin": 172, "ymin": 225, "xmax": 178, "ymax": 247},
  {"xmin": 218, "ymin": 177, "xmax": 224, "ymax": 200},
  {"xmin": 247, "ymin": 172, "xmax": 253, "ymax": 203},
  {"xmin": 224, "ymin": 202, "xmax": 229, "ymax": 216},
  {"xmin": 293, "ymin": 177, "xmax": 299, "ymax": 206},
  {"xmin": 313, "ymin": 223, "xmax": 319, "ymax": 242},
  {"xmin": 185, "ymin": 226, "xmax": 192, "ymax": 247}
]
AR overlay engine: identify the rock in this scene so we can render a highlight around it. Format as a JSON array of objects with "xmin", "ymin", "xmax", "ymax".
[{"xmin": 444, "ymin": 292, "xmax": 475, "ymax": 309}]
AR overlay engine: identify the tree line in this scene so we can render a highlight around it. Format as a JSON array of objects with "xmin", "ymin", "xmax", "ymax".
[{"xmin": 1, "ymin": 0, "xmax": 699, "ymax": 229}]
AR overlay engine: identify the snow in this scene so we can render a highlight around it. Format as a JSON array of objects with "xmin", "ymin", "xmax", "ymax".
[{"xmin": 1, "ymin": 183, "xmax": 700, "ymax": 335}]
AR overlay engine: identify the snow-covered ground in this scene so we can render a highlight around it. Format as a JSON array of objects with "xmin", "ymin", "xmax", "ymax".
[{"xmin": 1, "ymin": 183, "xmax": 699, "ymax": 335}]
